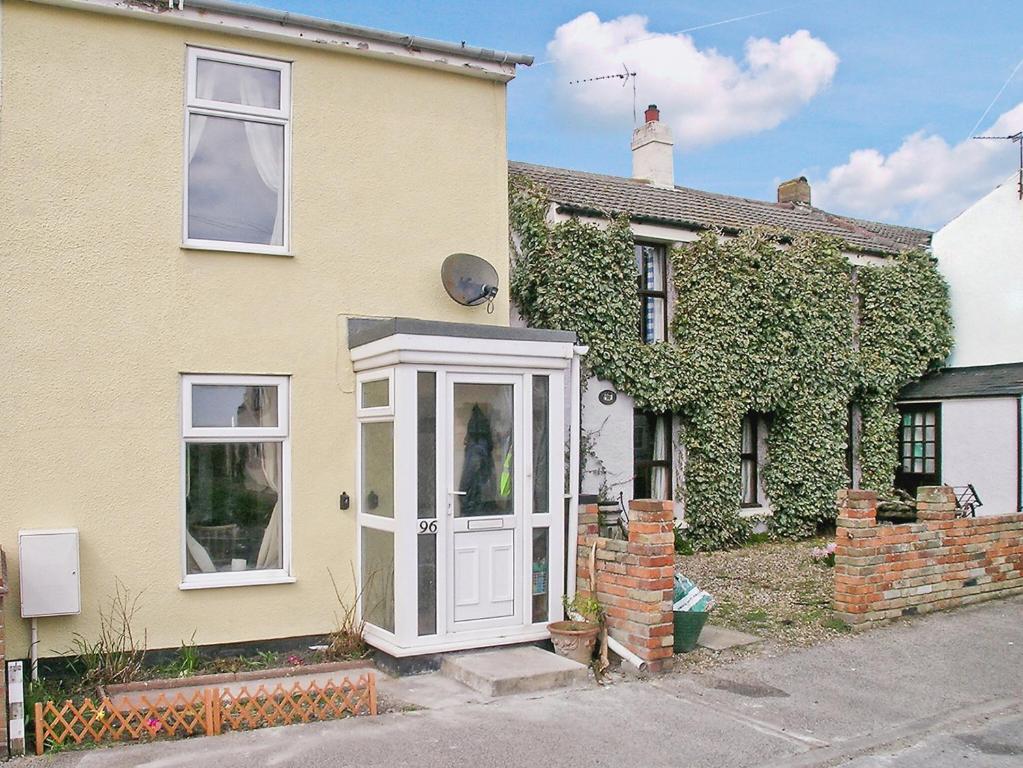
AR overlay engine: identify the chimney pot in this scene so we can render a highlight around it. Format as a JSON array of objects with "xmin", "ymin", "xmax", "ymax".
[
  {"xmin": 777, "ymin": 176, "xmax": 811, "ymax": 206},
  {"xmin": 632, "ymin": 102, "xmax": 674, "ymax": 188}
]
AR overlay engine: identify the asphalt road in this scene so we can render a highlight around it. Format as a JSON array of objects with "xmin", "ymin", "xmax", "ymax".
[{"xmin": 19, "ymin": 596, "xmax": 1022, "ymax": 767}]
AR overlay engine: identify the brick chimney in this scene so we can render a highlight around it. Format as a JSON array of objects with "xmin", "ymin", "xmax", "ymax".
[
  {"xmin": 631, "ymin": 104, "xmax": 674, "ymax": 188},
  {"xmin": 777, "ymin": 176, "xmax": 811, "ymax": 206}
]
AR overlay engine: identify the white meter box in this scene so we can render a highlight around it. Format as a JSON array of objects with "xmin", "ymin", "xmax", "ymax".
[{"xmin": 19, "ymin": 529, "xmax": 81, "ymax": 618}]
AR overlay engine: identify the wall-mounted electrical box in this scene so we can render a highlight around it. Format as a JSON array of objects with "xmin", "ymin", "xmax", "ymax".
[{"xmin": 19, "ymin": 529, "xmax": 81, "ymax": 618}]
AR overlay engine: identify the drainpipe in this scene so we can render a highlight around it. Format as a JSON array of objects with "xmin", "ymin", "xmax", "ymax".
[
  {"xmin": 607, "ymin": 635, "xmax": 647, "ymax": 673},
  {"xmin": 567, "ymin": 344, "xmax": 588, "ymax": 601}
]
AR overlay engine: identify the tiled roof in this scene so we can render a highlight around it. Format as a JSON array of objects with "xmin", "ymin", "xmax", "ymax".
[
  {"xmin": 899, "ymin": 363, "xmax": 1023, "ymax": 400},
  {"xmin": 509, "ymin": 161, "xmax": 931, "ymax": 256}
]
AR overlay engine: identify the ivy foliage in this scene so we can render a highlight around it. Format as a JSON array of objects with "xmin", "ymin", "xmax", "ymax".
[
  {"xmin": 857, "ymin": 252, "xmax": 954, "ymax": 490},
  {"xmin": 510, "ymin": 178, "xmax": 953, "ymax": 550}
]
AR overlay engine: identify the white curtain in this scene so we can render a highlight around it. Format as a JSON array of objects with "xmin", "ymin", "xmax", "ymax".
[
  {"xmin": 186, "ymin": 533, "xmax": 216, "ymax": 574},
  {"xmin": 241, "ymin": 76, "xmax": 284, "ymax": 246},
  {"xmin": 187, "ymin": 65, "xmax": 216, "ymax": 165},
  {"xmin": 251, "ymin": 443, "xmax": 283, "ymax": 569},
  {"xmin": 650, "ymin": 416, "xmax": 668, "ymax": 500}
]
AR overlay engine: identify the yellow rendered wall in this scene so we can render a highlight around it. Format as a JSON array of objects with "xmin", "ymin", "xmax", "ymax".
[{"xmin": 0, "ymin": 0, "xmax": 511, "ymax": 657}]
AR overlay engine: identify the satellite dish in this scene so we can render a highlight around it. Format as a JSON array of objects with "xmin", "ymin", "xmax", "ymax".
[{"xmin": 441, "ymin": 253, "xmax": 499, "ymax": 311}]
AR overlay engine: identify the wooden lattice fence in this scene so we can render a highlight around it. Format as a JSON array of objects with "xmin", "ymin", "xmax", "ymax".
[{"xmin": 34, "ymin": 673, "xmax": 376, "ymax": 754}]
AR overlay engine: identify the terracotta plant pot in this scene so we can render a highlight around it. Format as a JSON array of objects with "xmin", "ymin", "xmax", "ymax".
[{"xmin": 547, "ymin": 620, "xmax": 600, "ymax": 665}]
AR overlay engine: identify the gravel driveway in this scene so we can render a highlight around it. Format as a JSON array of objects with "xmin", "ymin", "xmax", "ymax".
[{"xmin": 675, "ymin": 537, "xmax": 848, "ymax": 668}]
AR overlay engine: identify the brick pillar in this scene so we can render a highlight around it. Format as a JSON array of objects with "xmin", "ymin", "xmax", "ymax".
[
  {"xmin": 916, "ymin": 486, "xmax": 957, "ymax": 520},
  {"xmin": 577, "ymin": 500, "xmax": 675, "ymax": 673},
  {"xmin": 833, "ymin": 489, "xmax": 880, "ymax": 626},
  {"xmin": 1, "ymin": 548, "xmax": 8, "ymax": 759}
]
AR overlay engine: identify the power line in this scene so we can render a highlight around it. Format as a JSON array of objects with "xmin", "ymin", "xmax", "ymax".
[
  {"xmin": 531, "ymin": 2, "xmax": 814, "ymax": 68},
  {"xmin": 965, "ymin": 54, "xmax": 1023, "ymax": 141}
]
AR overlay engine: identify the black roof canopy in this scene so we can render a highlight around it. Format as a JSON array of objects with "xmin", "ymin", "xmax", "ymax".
[{"xmin": 899, "ymin": 362, "xmax": 1023, "ymax": 401}]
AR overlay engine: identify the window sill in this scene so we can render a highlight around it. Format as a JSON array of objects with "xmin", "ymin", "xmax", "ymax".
[
  {"xmin": 739, "ymin": 506, "xmax": 773, "ymax": 518},
  {"xmin": 179, "ymin": 572, "xmax": 295, "ymax": 591},
  {"xmin": 181, "ymin": 242, "xmax": 293, "ymax": 257}
]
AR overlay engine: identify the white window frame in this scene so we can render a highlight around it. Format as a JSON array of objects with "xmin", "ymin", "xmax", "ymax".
[
  {"xmin": 183, "ymin": 47, "xmax": 292, "ymax": 255},
  {"xmin": 357, "ymin": 372, "xmax": 395, "ymax": 418},
  {"xmin": 180, "ymin": 374, "xmax": 293, "ymax": 589}
]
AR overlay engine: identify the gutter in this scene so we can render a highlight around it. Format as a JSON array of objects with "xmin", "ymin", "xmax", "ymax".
[
  {"xmin": 25, "ymin": 0, "xmax": 533, "ymax": 81},
  {"xmin": 555, "ymin": 203, "xmax": 906, "ymax": 259},
  {"xmin": 182, "ymin": 0, "xmax": 533, "ymax": 67}
]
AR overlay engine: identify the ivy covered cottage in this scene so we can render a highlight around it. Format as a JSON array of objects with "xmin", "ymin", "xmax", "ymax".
[
  {"xmin": 1, "ymin": 0, "xmax": 588, "ymax": 673},
  {"xmin": 509, "ymin": 106, "xmax": 952, "ymax": 549}
]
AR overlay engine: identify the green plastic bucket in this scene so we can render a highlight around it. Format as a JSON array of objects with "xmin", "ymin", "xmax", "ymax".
[{"xmin": 673, "ymin": 610, "xmax": 709, "ymax": 653}]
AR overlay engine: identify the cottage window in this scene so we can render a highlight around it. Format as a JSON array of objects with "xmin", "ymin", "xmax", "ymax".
[
  {"xmin": 181, "ymin": 375, "xmax": 292, "ymax": 589},
  {"xmin": 895, "ymin": 404, "xmax": 941, "ymax": 494},
  {"xmin": 740, "ymin": 413, "xmax": 760, "ymax": 507},
  {"xmin": 184, "ymin": 48, "xmax": 291, "ymax": 254},
  {"xmin": 636, "ymin": 243, "xmax": 667, "ymax": 343},
  {"xmin": 634, "ymin": 410, "xmax": 672, "ymax": 499}
]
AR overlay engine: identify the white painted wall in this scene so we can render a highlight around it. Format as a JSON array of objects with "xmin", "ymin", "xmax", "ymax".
[
  {"xmin": 581, "ymin": 376, "xmax": 635, "ymax": 501},
  {"xmin": 580, "ymin": 375, "xmax": 689, "ymax": 521},
  {"xmin": 934, "ymin": 174, "xmax": 1023, "ymax": 368},
  {"xmin": 940, "ymin": 397, "xmax": 1019, "ymax": 515}
]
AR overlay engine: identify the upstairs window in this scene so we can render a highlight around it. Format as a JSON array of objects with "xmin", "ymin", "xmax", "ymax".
[
  {"xmin": 636, "ymin": 242, "xmax": 667, "ymax": 343},
  {"xmin": 185, "ymin": 48, "xmax": 291, "ymax": 254}
]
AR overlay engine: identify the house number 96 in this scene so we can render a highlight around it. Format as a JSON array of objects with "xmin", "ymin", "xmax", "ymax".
[{"xmin": 418, "ymin": 520, "xmax": 438, "ymax": 534}]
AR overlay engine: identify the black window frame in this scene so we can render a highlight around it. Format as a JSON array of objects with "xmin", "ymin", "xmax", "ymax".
[
  {"xmin": 895, "ymin": 402, "xmax": 941, "ymax": 495},
  {"xmin": 635, "ymin": 242, "xmax": 668, "ymax": 345},
  {"xmin": 633, "ymin": 409, "xmax": 672, "ymax": 500},
  {"xmin": 740, "ymin": 413, "xmax": 760, "ymax": 508}
]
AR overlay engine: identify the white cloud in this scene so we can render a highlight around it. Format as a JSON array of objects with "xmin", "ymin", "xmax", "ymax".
[
  {"xmin": 547, "ymin": 12, "xmax": 838, "ymax": 148},
  {"xmin": 813, "ymin": 102, "xmax": 1023, "ymax": 229}
]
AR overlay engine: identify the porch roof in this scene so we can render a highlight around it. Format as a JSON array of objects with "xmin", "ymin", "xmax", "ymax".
[{"xmin": 347, "ymin": 317, "xmax": 576, "ymax": 349}]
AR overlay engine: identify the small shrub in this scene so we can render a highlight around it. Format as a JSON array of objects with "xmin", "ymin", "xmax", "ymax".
[
  {"xmin": 674, "ymin": 523, "xmax": 694, "ymax": 555},
  {"xmin": 68, "ymin": 579, "xmax": 147, "ymax": 688},
  {"xmin": 175, "ymin": 632, "xmax": 200, "ymax": 677},
  {"xmin": 324, "ymin": 566, "xmax": 370, "ymax": 660},
  {"xmin": 562, "ymin": 593, "xmax": 603, "ymax": 624}
]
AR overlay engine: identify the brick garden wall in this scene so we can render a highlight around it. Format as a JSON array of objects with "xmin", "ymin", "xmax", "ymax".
[
  {"xmin": 835, "ymin": 487, "xmax": 1023, "ymax": 626},
  {"xmin": 576, "ymin": 500, "xmax": 674, "ymax": 672}
]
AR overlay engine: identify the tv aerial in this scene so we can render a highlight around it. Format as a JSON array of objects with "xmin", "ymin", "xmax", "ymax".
[
  {"xmin": 569, "ymin": 63, "xmax": 639, "ymax": 125},
  {"xmin": 441, "ymin": 253, "xmax": 499, "ymax": 314},
  {"xmin": 972, "ymin": 131, "xmax": 1023, "ymax": 199}
]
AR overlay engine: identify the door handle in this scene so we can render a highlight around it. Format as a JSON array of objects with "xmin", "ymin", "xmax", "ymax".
[{"xmin": 447, "ymin": 490, "xmax": 466, "ymax": 516}]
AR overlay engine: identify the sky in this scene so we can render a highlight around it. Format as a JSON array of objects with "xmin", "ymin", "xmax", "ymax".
[{"xmin": 249, "ymin": 1, "xmax": 1023, "ymax": 231}]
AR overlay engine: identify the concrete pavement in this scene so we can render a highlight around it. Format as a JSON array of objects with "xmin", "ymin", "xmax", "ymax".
[{"xmin": 19, "ymin": 596, "xmax": 1022, "ymax": 767}]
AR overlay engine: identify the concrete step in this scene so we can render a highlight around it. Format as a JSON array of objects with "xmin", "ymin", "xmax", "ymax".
[
  {"xmin": 440, "ymin": 645, "xmax": 589, "ymax": 697},
  {"xmin": 697, "ymin": 624, "xmax": 760, "ymax": 651}
]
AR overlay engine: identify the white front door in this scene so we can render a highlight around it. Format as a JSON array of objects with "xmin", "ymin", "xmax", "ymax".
[{"xmin": 447, "ymin": 375, "xmax": 522, "ymax": 630}]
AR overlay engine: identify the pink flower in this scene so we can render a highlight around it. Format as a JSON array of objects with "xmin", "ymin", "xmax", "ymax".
[
  {"xmin": 145, "ymin": 717, "xmax": 162, "ymax": 733},
  {"xmin": 287, "ymin": 654, "xmax": 303, "ymax": 667}
]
